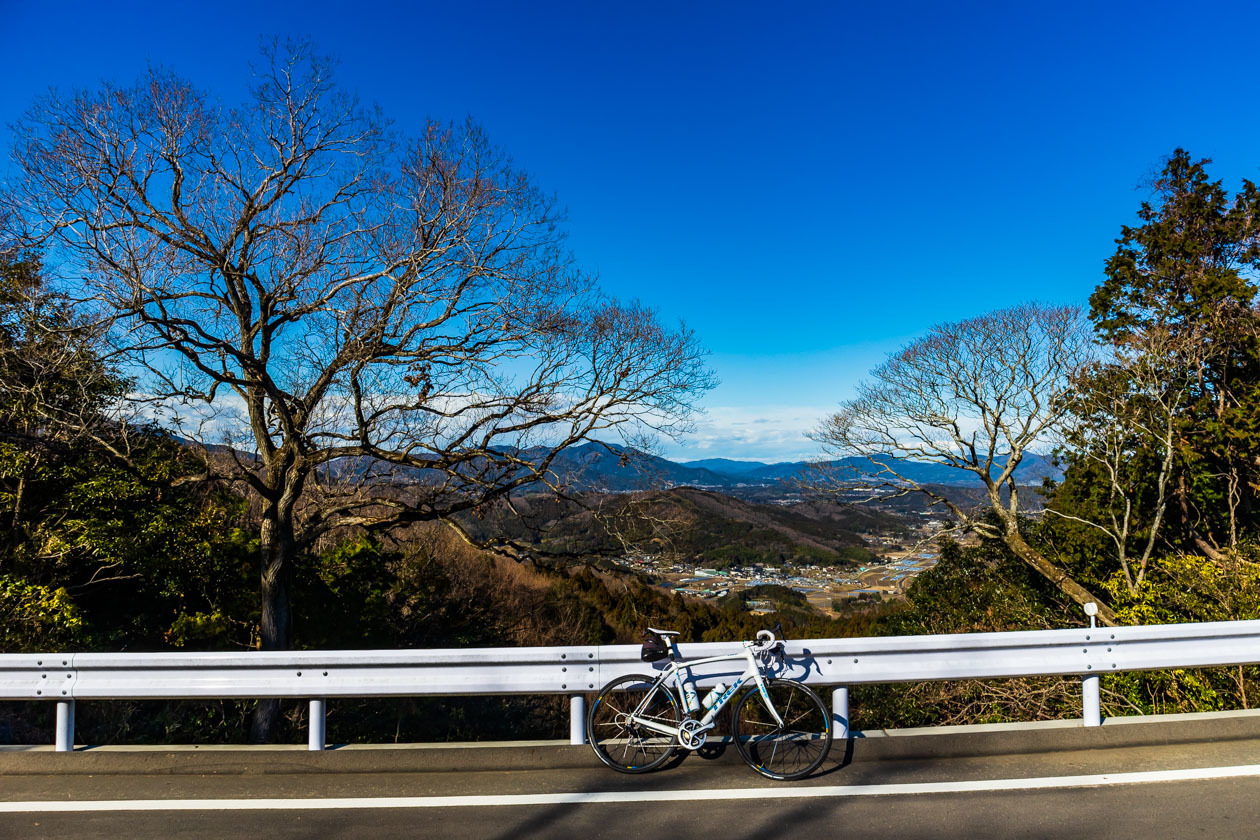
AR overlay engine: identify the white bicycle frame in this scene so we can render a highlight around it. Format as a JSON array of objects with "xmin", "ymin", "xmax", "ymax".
[{"xmin": 629, "ymin": 638, "xmax": 785, "ymax": 746}]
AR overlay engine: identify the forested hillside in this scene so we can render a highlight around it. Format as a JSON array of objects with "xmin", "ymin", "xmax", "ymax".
[{"xmin": 456, "ymin": 487, "xmax": 902, "ymax": 567}]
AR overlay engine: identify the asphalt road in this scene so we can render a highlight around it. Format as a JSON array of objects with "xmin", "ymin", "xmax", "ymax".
[{"xmin": 4, "ymin": 723, "xmax": 1260, "ymax": 839}]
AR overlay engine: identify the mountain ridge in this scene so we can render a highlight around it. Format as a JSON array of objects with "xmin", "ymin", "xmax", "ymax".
[{"xmin": 538, "ymin": 441, "xmax": 1060, "ymax": 492}]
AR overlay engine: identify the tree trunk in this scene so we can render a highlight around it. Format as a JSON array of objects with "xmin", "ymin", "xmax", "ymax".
[
  {"xmin": 1190, "ymin": 533, "xmax": 1227, "ymax": 563},
  {"xmin": 1166, "ymin": 468, "xmax": 1233, "ymax": 561},
  {"xmin": 1004, "ymin": 530, "xmax": 1119, "ymax": 626},
  {"xmin": 249, "ymin": 508, "xmax": 297, "ymax": 744},
  {"xmin": 3, "ymin": 456, "xmax": 35, "ymax": 562}
]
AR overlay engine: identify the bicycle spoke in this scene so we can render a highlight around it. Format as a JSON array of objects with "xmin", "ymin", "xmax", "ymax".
[
  {"xmin": 782, "ymin": 690, "xmax": 798, "ymax": 723},
  {"xmin": 783, "ymin": 707, "xmax": 816, "ymax": 728},
  {"xmin": 733, "ymin": 678, "xmax": 831, "ymax": 780},
  {"xmin": 588, "ymin": 674, "xmax": 680, "ymax": 774}
]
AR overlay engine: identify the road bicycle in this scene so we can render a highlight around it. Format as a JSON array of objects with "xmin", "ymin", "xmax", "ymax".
[{"xmin": 587, "ymin": 626, "xmax": 832, "ymax": 781}]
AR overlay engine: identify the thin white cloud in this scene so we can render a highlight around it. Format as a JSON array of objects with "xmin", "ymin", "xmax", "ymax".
[{"xmin": 660, "ymin": 405, "xmax": 831, "ymax": 463}]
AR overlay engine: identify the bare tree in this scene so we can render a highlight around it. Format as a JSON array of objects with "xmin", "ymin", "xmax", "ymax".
[
  {"xmin": 1050, "ymin": 326, "xmax": 1200, "ymax": 593},
  {"xmin": 810, "ymin": 303, "xmax": 1118, "ymax": 625},
  {"xmin": 3, "ymin": 42, "xmax": 713, "ymax": 734}
]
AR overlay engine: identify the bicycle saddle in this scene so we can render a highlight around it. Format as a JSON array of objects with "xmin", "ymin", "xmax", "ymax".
[{"xmin": 646, "ymin": 627, "xmax": 680, "ymax": 637}]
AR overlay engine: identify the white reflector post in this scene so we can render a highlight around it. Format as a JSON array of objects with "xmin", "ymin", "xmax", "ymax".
[
  {"xmin": 308, "ymin": 699, "xmax": 326, "ymax": 751},
  {"xmin": 570, "ymin": 695, "xmax": 586, "ymax": 745},
  {"xmin": 55, "ymin": 700, "xmax": 75, "ymax": 752},
  {"xmin": 832, "ymin": 686, "xmax": 850, "ymax": 740},
  {"xmin": 1083, "ymin": 674, "xmax": 1101, "ymax": 727}
]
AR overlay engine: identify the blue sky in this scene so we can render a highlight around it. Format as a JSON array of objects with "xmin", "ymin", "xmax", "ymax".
[{"xmin": 5, "ymin": 0, "xmax": 1260, "ymax": 462}]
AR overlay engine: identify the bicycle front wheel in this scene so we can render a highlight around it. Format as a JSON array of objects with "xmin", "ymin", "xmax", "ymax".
[
  {"xmin": 587, "ymin": 673, "xmax": 680, "ymax": 773},
  {"xmin": 732, "ymin": 678, "xmax": 832, "ymax": 780}
]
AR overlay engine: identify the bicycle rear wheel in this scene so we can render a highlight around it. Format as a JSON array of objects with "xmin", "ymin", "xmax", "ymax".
[
  {"xmin": 587, "ymin": 673, "xmax": 680, "ymax": 773},
  {"xmin": 732, "ymin": 678, "xmax": 832, "ymax": 780}
]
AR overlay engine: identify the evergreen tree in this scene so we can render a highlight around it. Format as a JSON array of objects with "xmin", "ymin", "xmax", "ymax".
[{"xmin": 1083, "ymin": 149, "xmax": 1260, "ymax": 558}]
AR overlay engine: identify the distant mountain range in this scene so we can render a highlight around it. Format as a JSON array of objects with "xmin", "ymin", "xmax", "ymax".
[
  {"xmin": 182, "ymin": 430, "xmax": 1059, "ymax": 498},
  {"xmin": 524, "ymin": 442, "xmax": 1060, "ymax": 493}
]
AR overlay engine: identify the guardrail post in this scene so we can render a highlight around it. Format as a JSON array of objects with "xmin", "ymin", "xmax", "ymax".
[
  {"xmin": 1082, "ymin": 674, "xmax": 1101, "ymax": 727},
  {"xmin": 308, "ymin": 699, "xmax": 326, "ymax": 751},
  {"xmin": 55, "ymin": 700, "xmax": 75, "ymax": 752},
  {"xmin": 569, "ymin": 695, "xmax": 586, "ymax": 745},
  {"xmin": 832, "ymin": 687, "xmax": 850, "ymax": 739}
]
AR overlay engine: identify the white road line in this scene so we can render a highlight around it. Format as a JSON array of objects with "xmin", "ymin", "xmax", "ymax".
[{"xmin": 4, "ymin": 764, "xmax": 1260, "ymax": 813}]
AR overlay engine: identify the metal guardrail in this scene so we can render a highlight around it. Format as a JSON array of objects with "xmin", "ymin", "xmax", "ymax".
[{"xmin": 4, "ymin": 618, "xmax": 1260, "ymax": 751}]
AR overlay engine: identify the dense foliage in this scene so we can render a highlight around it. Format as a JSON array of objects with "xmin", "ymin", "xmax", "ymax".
[
  {"xmin": 852, "ymin": 536, "xmax": 1260, "ymax": 729},
  {"xmin": 1068, "ymin": 149, "xmax": 1260, "ymax": 564},
  {"xmin": 1043, "ymin": 151, "xmax": 1260, "ymax": 620},
  {"xmin": 0, "ymin": 256, "xmax": 255, "ymax": 654}
]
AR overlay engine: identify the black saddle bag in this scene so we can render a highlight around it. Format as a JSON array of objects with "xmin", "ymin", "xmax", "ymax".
[{"xmin": 640, "ymin": 631, "xmax": 669, "ymax": 662}]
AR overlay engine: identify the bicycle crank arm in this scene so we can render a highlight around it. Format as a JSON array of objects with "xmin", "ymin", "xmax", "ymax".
[{"xmin": 628, "ymin": 717, "xmax": 681, "ymax": 738}]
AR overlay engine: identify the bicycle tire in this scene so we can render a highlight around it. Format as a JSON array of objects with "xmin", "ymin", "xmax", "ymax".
[
  {"xmin": 731, "ymin": 677, "xmax": 832, "ymax": 780},
  {"xmin": 587, "ymin": 673, "xmax": 681, "ymax": 773}
]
